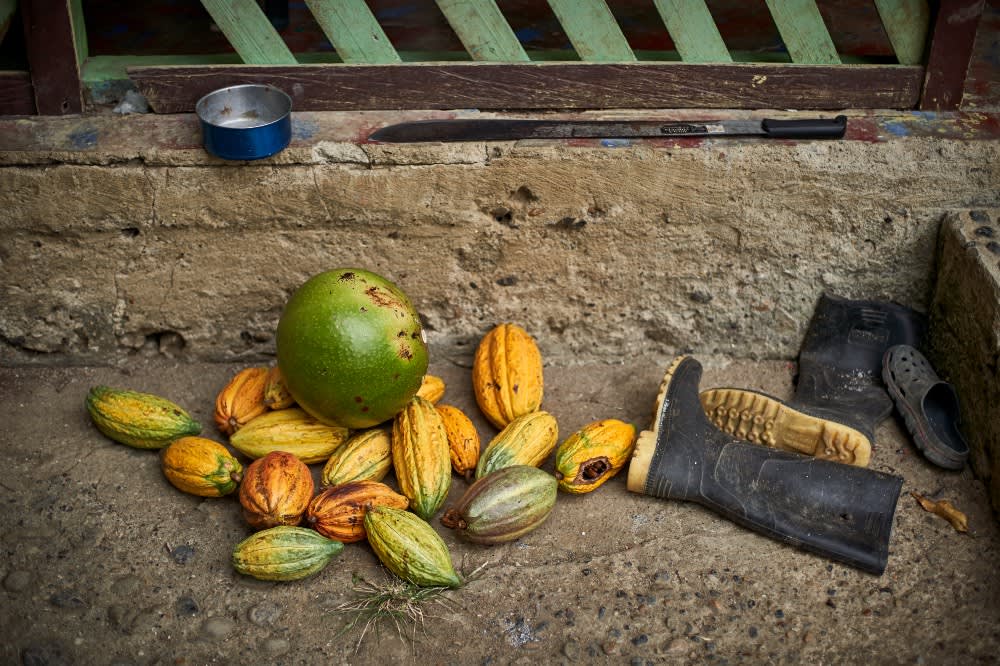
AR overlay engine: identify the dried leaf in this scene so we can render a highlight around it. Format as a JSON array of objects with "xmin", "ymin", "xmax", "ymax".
[{"xmin": 911, "ymin": 492, "xmax": 968, "ymax": 533}]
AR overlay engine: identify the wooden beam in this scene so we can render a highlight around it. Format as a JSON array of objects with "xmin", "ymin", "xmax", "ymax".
[
  {"xmin": 21, "ymin": 0, "xmax": 83, "ymax": 114},
  {"xmin": 919, "ymin": 0, "xmax": 984, "ymax": 110},
  {"xmin": 199, "ymin": 0, "xmax": 296, "ymax": 64},
  {"xmin": 546, "ymin": 0, "xmax": 636, "ymax": 62},
  {"xmin": 128, "ymin": 62, "xmax": 923, "ymax": 113},
  {"xmin": 304, "ymin": 0, "xmax": 400, "ymax": 64},
  {"xmin": 874, "ymin": 0, "xmax": 930, "ymax": 65},
  {"xmin": 0, "ymin": 70, "xmax": 35, "ymax": 115},
  {"xmin": 764, "ymin": 0, "xmax": 841, "ymax": 64},
  {"xmin": 653, "ymin": 0, "xmax": 732, "ymax": 63},
  {"xmin": 434, "ymin": 0, "xmax": 529, "ymax": 61}
]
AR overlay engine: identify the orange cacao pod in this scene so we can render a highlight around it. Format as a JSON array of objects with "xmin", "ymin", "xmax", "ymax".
[
  {"xmin": 305, "ymin": 480, "xmax": 409, "ymax": 543},
  {"xmin": 214, "ymin": 367, "xmax": 269, "ymax": 435},
  {"xmin": 472, "ymin": 323, "xmax": 544, "ymax": 429},
  {"xmin": 416, "ymin": 375, "xmax": 446, "ymax": 404},
  {"xmin": 263, "ymin": 366, "xmax": 295, "ymax": 410},
  {"xmin": 436, "ymin": 404, "xmax": 480, "ymax": 482},
  {"xmin": 239, "ymin": 451, "xmax": 314, "ymax": 530}
]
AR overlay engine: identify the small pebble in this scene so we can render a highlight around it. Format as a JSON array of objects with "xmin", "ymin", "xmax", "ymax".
[
  {"xmin": 749, "ymin": 626, "xmax": 759, "ymax": 638},
  {"xmin": 20, "ymin": 641, "xmax": 71, "ymax": 666},
  {"xmin": 3, "ymin": 570, "xmax": 32, "ymax": 593},
  {"xmin": 986, "ymin": 241, "xmax": 1000, "ymax": 255},
  {"xmin": 561, "ymin": 639, "xmax": 581, "ymax": 660},
  {"xmin": 774, "ymin": 609, "xmax": 784, "ymax": 619},
  {"xmin": 248, "ymin": 601, "xmax": 282, "ymax": 627},
  {"xmin": 201, "ymin": 616, "xmax": 236, "ymax": 639},
  {"xmin": 974, "ymin": 226, "xmax": 995, "ymax": 238},
  {"xmin": 170, "ymin": 544, "xmax": 196, "ymax": 565},
  {"xmin": 969, "ymin": 210, "xmax": 990, "ymax": 223},
  {"xmin": 49, "ymin": 590, "xmax": 86, "ymax": 609},
  {"xmin": 264, "ymin": 638, "xmax": 290, "ymax": 655},
  {"xmin": 665, "ymin": 638, "xmax": 687, "ymax": 654},
  {"xmin": 632, "ymin": 634, "xmax": 648, "ymax": 646},
  {"xmin": 176, "ymin": 596, "xmax": 200, "ymax": 617}
]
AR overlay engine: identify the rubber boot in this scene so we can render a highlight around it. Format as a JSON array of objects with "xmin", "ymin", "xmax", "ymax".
[
  {"xmin": 700, "ymin": 293, "xmax": 926, "ymax": 467},
  {"xmin": 629, "ymin": 355, "xmax": 903, "ymax": 575}
]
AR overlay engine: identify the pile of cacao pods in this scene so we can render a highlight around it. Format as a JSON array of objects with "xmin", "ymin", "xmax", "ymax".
[{"xmin": 85, "ymin": 323, "xmax": 637, "ymax": 587}]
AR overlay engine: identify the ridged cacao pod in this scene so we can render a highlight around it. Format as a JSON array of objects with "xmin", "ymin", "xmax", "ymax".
[
  {"xmin": 364, "ymin": 505, "xmax": 461, "ymax": 588},
  {"xmin": 232, "ymin": 526, "xmax": 343, "ymax": 581},
  {"xmin": 472, "ymin": 323, "xmax": 544, "ymax": 429},
  {"xmin": 441, "ymin": 466, "xmax": 557, "ymax": 544},
  {"xmin": 239, "ymin": 451, "xmax": 314, "ymax": 529},
  {"xmin": 416, "ymin": 374, "xmax": 446, "ymax": 404},
  {"xmin": 436, "ymin": 404, "xmax": 480, "ymax": 482},
  {"xmin": 321, "ymin": 428, "xmax": 392, "ymax": 487},
  {"xmin": 230, "ymin": 408, "xmax": 349, "ymax": 464},
  {"xmin": 214, "ymin": 367, "xmax": 269, "ymax": 435},
  {"xmin": 305, "ymin": 480, "xmax": 409, "ymax": 543},
  {"xmin": 86, "ymin": 385, "xmax": 201, "ymax": 450},
  {"xmin": 391, "ymin": 396, "xmax": 451, "ymax": 520},
  {"xmin": 161, "ymin": 436, "xmax": 243, "ymax": 497},
  {"xmin": 476, "ymin": 411, "xmax": 558, "ymax": 479},
  {"xmin": 263, "ymin": 366, "xmax": 295, "ymax": 410},
  {"xmin": 554, "ymin": 419, "xmax": 636, "ymax": 494}
]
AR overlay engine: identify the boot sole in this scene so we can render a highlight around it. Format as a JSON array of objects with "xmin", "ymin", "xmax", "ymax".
[
  {"xmin": 627, "ymin": 355, "xmax": 687, "ymax": 494},
  {"xmin": 699, "ymin": 388, "xmax": 872, "ymax": 467}
]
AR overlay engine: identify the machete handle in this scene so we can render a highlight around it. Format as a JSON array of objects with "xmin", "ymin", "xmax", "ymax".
[{"xmin": 762, "ymin": 115, "xmax": 847, "ymax": 139}]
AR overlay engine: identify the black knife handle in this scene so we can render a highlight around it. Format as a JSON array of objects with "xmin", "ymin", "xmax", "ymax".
[{"xmin": 762, "ymin": 115, "xmax": 847, "ymax": 139}]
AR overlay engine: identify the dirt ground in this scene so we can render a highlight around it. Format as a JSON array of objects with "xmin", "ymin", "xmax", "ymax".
[{"xmin": 2, "ymin": 353, "xmax": 998, "ymax": 665}]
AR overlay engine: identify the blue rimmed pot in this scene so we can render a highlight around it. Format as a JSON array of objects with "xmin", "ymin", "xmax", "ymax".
[{"xmin": 195, "ymin": 84, "xmax": 292, "ymax": 161}]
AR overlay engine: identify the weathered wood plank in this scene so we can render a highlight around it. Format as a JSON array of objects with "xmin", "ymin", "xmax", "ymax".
[
  {"xmin": 434, "ymin": 0, "xmax": 528, "ymax": 61},
  {"xmin": 21, "ymin": 0, "xmax": 83, "ymax": 114},
  {"xmin": 653, "ymin": 0, "xmax": 731, "ymax": 63},
  {"xmin": 920, "ymin": 0, "xmax": 984, "ymax": 109},
  {"xmin": 546, "ymin": 0, "xmax": 636, "ymax": 62},
  {"xmin": 874, "ymin": 0, "xmax": 929, "ymax": 65},
  {"xmin": 0, "ymin": 70, "xmax": 35, "ymax": 115},
  {"xmin": 304, "ymin": 0, "xmax": 400, "ymax": 64},
  {"xmin": 764, "ymin": 0, "xmax": 841, "ymax": 64},
  {"xmin": 129, "ymin": 62, "xmax": 922, "ymax": 113},
  {"xmin": 199, "ymin": 0, "xmax": 296, "ymax": 64}
]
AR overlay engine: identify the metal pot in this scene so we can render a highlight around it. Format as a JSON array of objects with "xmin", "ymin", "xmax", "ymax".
[{"xmin": 195, "ymin": 84, "xmax": 292, "ymax": 161}]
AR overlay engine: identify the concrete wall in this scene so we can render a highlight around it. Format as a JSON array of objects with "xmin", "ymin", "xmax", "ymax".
[{"xmin": 1, "ymin": 111, "xmax": 998, "ymax": 367}]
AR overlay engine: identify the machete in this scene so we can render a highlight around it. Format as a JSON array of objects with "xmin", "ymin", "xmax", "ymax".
[{"xmin": 368, "ymin": 115, "xmax": 847, "ymax": 143}]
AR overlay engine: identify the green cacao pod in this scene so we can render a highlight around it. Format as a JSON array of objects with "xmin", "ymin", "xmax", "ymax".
[
  {"xmin": 476, "ymin": 410, "xmax": 558, "ymax": 479},
  {"xmin": 232, "ymin": 526, "xmax": 343, "ymax": 581},
  {"xmin": 554, "ymin": 419, "xmax": 636, "ymax": 494},
  {"xmin": 229, "ymin": 408, "xmax": 349, "ymax": 464},
  {"xmin": 86, "ymin": 385, "xmax": 201, "ymax": 450},
  {"xmin": 441, "ymin": 466, "xmax": 557, "ymax": 544},
  {"xmin": 364, "ymin": 506, "xmax": 461, "ymax": 588},
  {"xmin": 391, "ymin": 396, "xmax": 451, "ymax": 520},
  {"xmin": 321, "ymin": 428, "xmax": 392, "ymax": 487}
]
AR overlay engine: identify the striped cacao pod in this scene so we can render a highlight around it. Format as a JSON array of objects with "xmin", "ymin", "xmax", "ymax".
[
  {"xmin": 416, "ymin": 374, "xmax": 446, "ymax": 404},
  {"xmin": 436, "ymin": 404, "xmax": 480, "ymax": 482},
  {"xmin": 239, "ymin": 451, "xmax": 314, "ymax": 529},
  {"xmin": 229, "ymin": 408, "xmax": 349, "ymax": 464},
  {"xmin": 441, "ymin": 465, "xmax": 557, "ymax": 544},
  {"xmin": 391, "ymin": 396, "xmax": 451, "ymax": 521},
  {"xmin": 305, "ymin": 480, "xmax": 409, "ymax": 543},
  {"xmin": 321, "ymin": 428, "xmax": 392, "ymax": 487},
  {"xmin": 86, "ymin": 385, "xmax": 201, "ymax": 450},
  {"xmin": 554, "ymin": 419, "xmax": 636, "ymax": 494},
  {"xmin": 472, "ymin": 323, "xmax": 544, "ymax": 429},
  {"xmin": 364, "ymin": 505, "xmax": 461, "ymax": 588},
  {"xmin": 214, "ymin": 367, "xmax": 269, "ymax": 435},
  {"xmin": 476, "ymin": 410, "xmax": 558, "ymax": 479},
  {"xmin": 232, "ymin": 526, "xmax": 343, "ymax": 581},
  {"xmin": 160, "ymin": 436, "xmax": 242, "ymax": 497}
]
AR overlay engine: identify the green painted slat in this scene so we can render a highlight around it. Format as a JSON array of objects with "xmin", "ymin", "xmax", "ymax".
[
  {"xmin": 874, "ymin": 0, "xmax": 929, "ymax": 65},
  {"xmin": 304, "ymin": 0, "xmax": 400, "ymax": 64},
  {"xmin": 652, "ymin": 0, "xmax": 731, "ymax": 63},
  {"xmin": 546, "ymin": 0, "xmax": 636, "ymax": 62},
  {"xmin": 70, "ymin": 0, "xmax": 88, "ymax": 64},
  {"xmin": 0, "ymin": 0, "xmax": 17, "ymax": 45},
  {"xmin": 764, "ymin": 0, "xmax": 840, "ymax": 64},
  {"xmin": 434, "ymin": 0, "xmax": 528, "ymax": 61},
  {"xmin": 199, "ymin": 0, "xmax": 296, "ymax": 64}
]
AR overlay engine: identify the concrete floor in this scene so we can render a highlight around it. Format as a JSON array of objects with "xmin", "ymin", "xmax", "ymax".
[{"xmin": 1, "ymin": 354, "xmax": 997, "ymax": 665}]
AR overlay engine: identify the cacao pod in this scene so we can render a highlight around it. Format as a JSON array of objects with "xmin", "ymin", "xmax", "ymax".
[
  {"xmin": 441, "ymin": 466, "xmax": 557, "ymax": 544},
  {"xmin": 476, "ymin": 411, "xmax": 558, "ymax": 479},
  {"xmin": 554, "ymin": 419, "xmax": 636, "ymax": 494},
  {"xmin": 305, "ymin": 480, "xmax": 408, "ymax": 543},
  {"xmin": 239, "ymin": 451, "xmax": 314, "ymax": 529},
  {"xmin": 436, "ymin": 404, "xmax": 480, "ymax": 482},
  {"xmin": 263, "ymin": 366, "xmax": 295, "ymax": 410},
  {"xmin": 232, "ymin": 526, "xmax": 343, "ymax": 581},
  {"xmin": 321, "ymin": 428, "xmax": 392, "ymax": 487},
  {"xmin": 391, "ymin": 396, "xmax": 451, "ymax": 520},
  {"xmin": 472, "ymin": 323, "xmax": 544, "ymax": 429},
  {"xmin": 214, "ymin": 367, "xmax": 269, "ymax": 435},
  {"xmin": 161, "ymin": 436, "xmax": 243, "ymax": 497},
  {"xmin": 230, "ymin": 408, "xmax": 349, "ymax": 464},
  {"xmin": 364, "ymin": 505, "xmax": 461, "ymax": 588},
  {"xmin": 86, "ymin": 385, "xmax": 201, "ymax": 450},
  {"xmin": 415, "ymin": 374, "xmax": 446, "ymax": 404}
]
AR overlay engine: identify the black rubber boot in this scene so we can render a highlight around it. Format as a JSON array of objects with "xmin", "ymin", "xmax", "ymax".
[
  {"xmin": 701, "ymin": 293, "xmax": 926, "ymax": 466},
  {"xmin": 629, "ymin": 356, "xmax": 903, "ymax": 575}
]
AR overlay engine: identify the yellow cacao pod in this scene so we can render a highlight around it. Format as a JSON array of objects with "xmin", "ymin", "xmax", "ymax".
[
  {"xmin": 229, "ymin": 408, "xmax": 349, "ymax": 464},
  {"xmin": 232, "ymin": 526, "xmax": 343, "ymax": 581},
  {"xmin": 86, "ymin": 385, "xmax": 201, "ymax": 450},
  {"xmin": 476, "ymin": 411, "xmax": 558, "ymax": 479},
  {"xmin": 321, "ymin": 428, "xmax": 392, "ymax": 487},
  {"xmin": 554, "ymin": 419, "xmax": 636, "ymax": 494},
  {"xmin": 263, "ymin": 366, "xmax": 295, "ymax": 410},
  {"xmin": 391, "ymin": 396, "xmax": 451, "ymax": 521},
  {"xmin": 239, "ymin": 451, "xmax": 315, "ymax": 530},
  {"xmin": 364, "ymin": 505, "xmax": 461, "ymax": 588},
  {"xmin": 161, "ymin": 436, "xmax": 243, "ymax": 497},
  {"xmin": 472, "ymin": 323, "xmax": 544, "ymax": 429},
  {"xmin": 436, "ymin": 404, "xmax": 480, "ymax": 482},
  {"xmin": 305, "ymin": 480, "xmax": 409, "ymax": 543},
  {"xmin": 416, "ymin": 374, "xmax": 446, "ymax": 404},
  {"xmin": 214, "ymin": 367, "xmax": 269, "ymax": 435}
]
